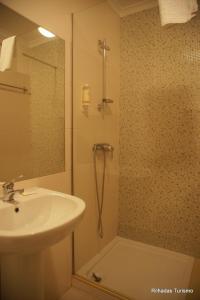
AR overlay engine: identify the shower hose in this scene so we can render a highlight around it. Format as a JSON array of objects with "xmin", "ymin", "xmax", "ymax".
[{"xmin": 93, "ymin": 147, "xmax": 106, "ymax": 239}]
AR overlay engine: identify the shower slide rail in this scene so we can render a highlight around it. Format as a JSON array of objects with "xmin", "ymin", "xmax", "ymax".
[{"xmin": 98, "ymin": 39, "xmax": 114, "ymax": 111}]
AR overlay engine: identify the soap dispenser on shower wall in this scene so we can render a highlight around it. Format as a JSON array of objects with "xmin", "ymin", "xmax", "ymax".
[{"xmin": 81, "ymin": 84, "xmax": 91, "ymax": 112}]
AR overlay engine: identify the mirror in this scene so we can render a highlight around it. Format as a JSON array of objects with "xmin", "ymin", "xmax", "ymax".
[{"xmin": 0, "ymin": 4, "xmax": 65, "ymax": 181}]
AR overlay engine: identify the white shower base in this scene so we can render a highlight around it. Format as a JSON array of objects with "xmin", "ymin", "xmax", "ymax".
[{"xmin": 78, "ymin": 236, "xmax": 194, "ymax": 300}]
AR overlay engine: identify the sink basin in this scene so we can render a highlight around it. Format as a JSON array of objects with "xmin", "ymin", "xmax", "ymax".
[
  {"xmin": 0, "ymin": 187, "xmax": 85, "ymax": 300},
  {"xmin": 0, "ymin": 187, "xmax": 85, "ymax": 254}
]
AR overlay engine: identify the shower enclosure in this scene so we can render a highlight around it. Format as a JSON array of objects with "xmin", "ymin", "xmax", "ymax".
[{"xmin": 72, "ymin": 2, "xmax": 199, "ymax": 300}]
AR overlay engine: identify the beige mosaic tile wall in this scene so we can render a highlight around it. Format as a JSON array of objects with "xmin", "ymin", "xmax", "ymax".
[
  {"xmin": 25, "ymin": 39, "xmax": 65, "ymax": 179},
  {"xmin": 119, "ymin": 7, "xmax": 200, "ymax": 257}
]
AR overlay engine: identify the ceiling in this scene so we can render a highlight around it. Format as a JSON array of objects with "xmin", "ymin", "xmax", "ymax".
[
  {"xmin": 108, "ymin": 0, "xmax": 158, "ymax": 17},
  {"xmin": 0, "ymin": 0, "xmax": 158, "ymax": 44}
]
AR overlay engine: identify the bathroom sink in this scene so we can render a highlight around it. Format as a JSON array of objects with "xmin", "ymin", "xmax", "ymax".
[{"xmin": 0, "ymin": 187, "xmax": 85, "ymax": 254}]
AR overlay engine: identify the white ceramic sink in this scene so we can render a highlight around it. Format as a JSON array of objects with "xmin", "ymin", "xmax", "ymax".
[
  {"xmin": 0, "ymin": 187, "xmax": 85, "ymax": 254},
  {"xmin": 0, "ymin": 187, "xmax": 85, "ymax": 300}
]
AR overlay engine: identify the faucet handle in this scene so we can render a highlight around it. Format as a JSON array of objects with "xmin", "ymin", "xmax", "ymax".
[
  {"xmin": 1, "ymin": 175, "xmax": 24, "ymax": 194},
  {"xmin": 2, "ymin": 181, "xmax": 14, "ymax": 193}
]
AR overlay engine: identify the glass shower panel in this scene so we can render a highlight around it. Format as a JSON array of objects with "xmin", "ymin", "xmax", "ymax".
[{"xmin": 73, "ymin": 2, "xmax": 199, "ymax": 300}]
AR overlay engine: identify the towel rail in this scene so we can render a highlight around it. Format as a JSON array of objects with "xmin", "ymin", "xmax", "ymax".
[
  {"xmin": 0, "ymin": 82, "xmax": 29, "ymax": 94},
  {"xmin": 23, "ymin": 53, "xmax": 57, "ymax": 69}
]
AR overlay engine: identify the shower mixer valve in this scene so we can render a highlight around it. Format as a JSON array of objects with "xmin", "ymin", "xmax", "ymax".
[{"xmin": 93, "ymin": 143, "xmax": 114, "ymax": 153}]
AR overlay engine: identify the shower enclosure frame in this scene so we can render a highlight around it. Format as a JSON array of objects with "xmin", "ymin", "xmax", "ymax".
[{"xmin": 70, "ymin": 13, "xmax": 129, "ymax": 300}]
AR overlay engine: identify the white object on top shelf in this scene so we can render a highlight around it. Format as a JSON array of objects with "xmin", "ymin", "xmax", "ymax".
[
  {"xmin": 158, "ymin": 0, "xmax": 198, "ymax": 26},
  {"xmin": 0, "ymin": 36, "xmax": 16, "ymax": 72}
]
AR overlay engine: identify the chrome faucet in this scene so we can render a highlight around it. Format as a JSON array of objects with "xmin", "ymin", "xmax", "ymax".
[{"xmin": 1, "ymin": 175, "xmax": 24, "ymax": 203}]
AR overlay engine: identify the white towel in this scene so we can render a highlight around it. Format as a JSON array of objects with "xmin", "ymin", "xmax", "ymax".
[
  {"xmin": 0, "ymin": 36, "xmax": 16, "ymax": 72},
  {"xmin": 158, "ymin": 0, "xmax": 198, "ymax": 26}
]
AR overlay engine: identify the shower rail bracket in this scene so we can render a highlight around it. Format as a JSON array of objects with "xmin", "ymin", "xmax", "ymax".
[{"xmin": 97, "ymin": 98, "xmax": 114, "ymax": 111}]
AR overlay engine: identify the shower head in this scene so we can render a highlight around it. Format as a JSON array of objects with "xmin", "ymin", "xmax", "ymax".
[{"xmin": 98, "ymin": 39, "xmax": 110, "ymax": 51}]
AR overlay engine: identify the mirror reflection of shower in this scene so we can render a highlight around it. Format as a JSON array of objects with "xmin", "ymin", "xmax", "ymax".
[
  {"xmin": 98, "ymin": 39, "xmax": 114, "ymax": 111},
  {"xmin": 93, "ymin": 143, "xmax": 114, "ymax": 238}
]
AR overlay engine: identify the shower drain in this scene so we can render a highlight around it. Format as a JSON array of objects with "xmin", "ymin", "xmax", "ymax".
[{"xmin": 91, "ymin": 272, "xmax": 102, "ymax": 283}]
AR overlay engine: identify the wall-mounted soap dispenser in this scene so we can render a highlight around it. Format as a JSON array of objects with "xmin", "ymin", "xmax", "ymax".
[{"xmin": 81, "ymin": 84, "xmax": 91, "ymax": 111}]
